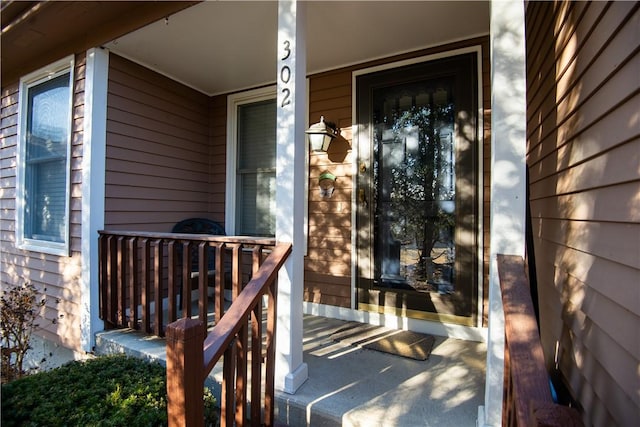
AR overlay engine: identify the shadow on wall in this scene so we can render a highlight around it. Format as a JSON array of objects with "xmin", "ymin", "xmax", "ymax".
[{"xmin": 527, "ymin": 2, "xmax": 639, "ymax": 424}]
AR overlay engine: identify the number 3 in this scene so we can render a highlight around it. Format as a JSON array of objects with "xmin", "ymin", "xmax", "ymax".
[{"xmin": 282, "ymin": 40, "xmax": 291, "ymax": 61}]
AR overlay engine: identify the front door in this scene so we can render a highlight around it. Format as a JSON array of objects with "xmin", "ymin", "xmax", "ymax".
[{"xmin": 355, "ymin": 51, "xmax": 480, "ymax": 325}]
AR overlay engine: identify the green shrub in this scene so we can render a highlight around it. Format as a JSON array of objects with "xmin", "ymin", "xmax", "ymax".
[
  {"xmin": 1, "ymin": 355, "xmax": 219, "ymax": 426},
  {"xmin": 1, "ymin": 282, "xmax": 46, "ymax": 382}
]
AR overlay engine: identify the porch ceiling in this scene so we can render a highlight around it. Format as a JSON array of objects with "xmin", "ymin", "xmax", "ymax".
[
  {"xmin": 0, "ymin": 1, "xmax": 198, "ymax": 83},
  {"xmin": 106, "ymin": 1, "xmax": 490, "ymax": 96}
]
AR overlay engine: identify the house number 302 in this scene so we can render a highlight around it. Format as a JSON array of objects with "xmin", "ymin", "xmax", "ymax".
[{"xmin": 280, "ymin": 40, "xmax": 292, "ymax": 108}]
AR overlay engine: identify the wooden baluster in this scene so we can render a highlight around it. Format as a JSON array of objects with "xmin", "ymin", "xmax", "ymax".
[
  {"xmin": 141, "ymin": 238, "xmax": 151, "ymax": 334},
  {"xmin": 264, "ymin": 278, "xmax": 278, "ymax": 427},
  {"xmin": 503, "ymin": 340, "xmax": 514, "ymax": 427},
  {"xmin": 235, "ymin": 323, "xmax": 247, "ymax": 427},
  {"xmin": 251, "ymin": 245, "xmax": 263, "ymax": 277},
  {"xmin": 214, "ymin": 243, "xmax": 226, "ymax": 323},
  {"xmin": 117, "ymin": 236, "xmax": 126, "ymax": 327},
  {"xmin": 108, "ymin": 235, "xmax": 118, "ymax": 327},
  {"xmin": 231, "ymin": 243, "xmax": 247, "ymax": 425},
  {"xmin": 99, "ymin": 234, "xmax": 116, "ymax": 327},
  {"xmin": 153, "ymin": 239, "xmax": 164, "ymax": 336},
  {"xmin": 250, "ymin": 245, "xmax": 263, "ymax": 425},
  {"xmin": 167, "ymin": 240, "xmax": 178, "ymax": 323},
  {"xmin": 98, "ymin": 234, "xmax": 105, "ymax": 322},
  {"xmin": 231, "ymin": 244, "xmax": 242, "ymax": 297},
  {"xmin": 128, "ymin": 237, "xmax": 139, "ymax": 329},
  {"xmin": 198, "ymin": 242, "xmax": 209, "ymax": 332},
  {"xmin": 222, "ymin": 343, "xmax": 237, "ymax": 427},
  {"xmin": 181, "ymin": 241, "xmax": 192, "ymax": 316}
]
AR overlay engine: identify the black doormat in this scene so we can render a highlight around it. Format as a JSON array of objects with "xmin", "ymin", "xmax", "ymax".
[{"xmin": 330, "ymin": 322, "xmax": 435, "ymax": 361}]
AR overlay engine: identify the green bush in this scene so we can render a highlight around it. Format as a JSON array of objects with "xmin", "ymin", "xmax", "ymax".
[
  {"xmin": 1, "ymin": 282, "xmax": 46, "ymax": 383},
  {"xmin": 1, "ymin": 355, "xmax": 219, "ymax": 426}
]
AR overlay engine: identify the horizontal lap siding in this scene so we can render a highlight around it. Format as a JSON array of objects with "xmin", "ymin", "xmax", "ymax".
[
  {"xmin": 105, "ymin": 54, "xmax": 212, "ymax": 232},
  {"xmin": 305, "ymin": 37, "xmax": 491, "ymax": 312},
  {"xmin": 307, "ymin": 69, "xmax": 353, "ymax": 308},
  {"xmin": 208, "ymin": 94, "xmax": 227, "ymax": 223},
  {"xmin": 525, "ymin": 2, "xmax": 640, "ymax": 426},
  {"xmin": 0, "ymin": 55, "xmax": 86, "ymax": 351}
]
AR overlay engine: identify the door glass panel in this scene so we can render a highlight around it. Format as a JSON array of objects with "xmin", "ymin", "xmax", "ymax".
[
  {"xmin": 356, "ymin": 52, "xmax": 479, "ymax": 324},
  {"xmin": 374, "ymin": 79, "xmax": 456, "ymax": 294}
]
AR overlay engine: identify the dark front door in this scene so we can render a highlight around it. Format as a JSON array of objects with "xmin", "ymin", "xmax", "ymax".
[{"xmin": 356, "ymin": 52, "xmax": 480, "ymax": 325}]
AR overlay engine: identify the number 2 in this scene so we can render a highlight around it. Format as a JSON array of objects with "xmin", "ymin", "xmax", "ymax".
[{"xmin": 281, "ymin": 88, "xmax": 291, "ymax": 108}]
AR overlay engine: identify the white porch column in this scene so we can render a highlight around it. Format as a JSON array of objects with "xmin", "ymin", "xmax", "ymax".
[
  {"xmin": 275, "ymin": 0, "xmax": 308, "ymax": 394},
  {"xmin": 80, "ymin": 47, "xmax": 108, "ymax": 352},
  {"xmin": 481, "ymin": 1, "xmax": 527, "ymax": 426}
]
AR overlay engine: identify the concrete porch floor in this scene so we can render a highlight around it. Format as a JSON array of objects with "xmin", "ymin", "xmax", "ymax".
[{"xmin": 95, "ymin": 314, "xmax": 486, "ymax": 426}]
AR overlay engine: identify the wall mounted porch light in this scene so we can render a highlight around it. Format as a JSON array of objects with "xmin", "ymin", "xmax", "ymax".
[{"xmin": 306, "ymin": 116, "xmax": 337, "ymax": 152}]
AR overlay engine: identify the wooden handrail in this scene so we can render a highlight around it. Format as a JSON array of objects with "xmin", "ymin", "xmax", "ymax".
[
  {"xmin": 498, "ymin": 254, "xmax": 583, "ymax": 427},
  {"xmin": 202, "ymin": 242, "xmax": 291, "ymax": 373},
  {"xmin": 99, "ymin": 230, "xmax": 276, "ymax": 245},
  {"xmin": 166, "ymin": 242, "xmax": 292, "ymax": 427}
]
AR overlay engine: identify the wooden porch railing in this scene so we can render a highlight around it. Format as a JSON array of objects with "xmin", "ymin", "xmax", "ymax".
[
  {"xmin": 497, "ymin": 254, "xmax": 583, "ymax": 427},
  {"xmin": 98, "ymin": 230, "xmax": 276, "ymax": 336},
  {"xmin": 166, "ymin": 242, "xmax": 292, "ymax": 427}
]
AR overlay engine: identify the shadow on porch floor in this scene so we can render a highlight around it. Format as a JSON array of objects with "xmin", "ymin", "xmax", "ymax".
[{"xmin": 95, "ymin": 314, "xmax": 486, "ymax": 427}]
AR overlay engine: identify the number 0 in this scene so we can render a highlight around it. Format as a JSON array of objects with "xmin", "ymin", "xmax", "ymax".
[{"xmin": 280, "ymin": 66, "xmax": 291, "ymax": 84}]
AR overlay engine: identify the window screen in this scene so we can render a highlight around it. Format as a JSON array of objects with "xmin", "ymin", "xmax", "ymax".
[
  {"xmin": 236, "ymin": 99, "xmax": 276, "ymax": 236},
  {"xmin": 24, "ymin": 72, "xmax": 71, "ymax": 243}
]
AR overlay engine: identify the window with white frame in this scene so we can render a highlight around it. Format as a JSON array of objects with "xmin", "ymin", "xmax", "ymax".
[
  {"xmin": 226, "ymin": 87, "xmax": 277, "ymax": 237},
  {"xmin": 17, "ymin": 57, "xmax": 74, "ymax": 255}
]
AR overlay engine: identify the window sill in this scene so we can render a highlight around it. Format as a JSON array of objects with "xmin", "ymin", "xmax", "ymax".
[{"xmin": 18, "ymin": 239, "xmax": 69, "ymax": 257}]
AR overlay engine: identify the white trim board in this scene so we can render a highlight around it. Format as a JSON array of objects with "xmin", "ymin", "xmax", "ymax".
[{"xmin": 81, "ymin": 47, "xmax": 109, "ymax": 351}]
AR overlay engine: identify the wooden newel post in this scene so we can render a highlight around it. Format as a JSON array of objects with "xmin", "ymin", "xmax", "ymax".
[{"xmin": 166, "ymin": 318, "xmax": 205, "ymax": 427}]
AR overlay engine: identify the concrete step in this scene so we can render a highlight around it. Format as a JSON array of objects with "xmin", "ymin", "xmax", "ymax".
[{"xmin": 95, "ymin": 314, "xmax": 486, "ymax": 427}]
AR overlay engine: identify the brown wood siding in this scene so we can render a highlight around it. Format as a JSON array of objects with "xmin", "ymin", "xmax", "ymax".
[
  {"xmin": 105, "ymin": 54, "xmax": 214, "ymax": 232},
  {"xmin": 208, "ymin": 94, "xmax": 227, "ymax": 224},
  {"xmin": 306, "ymin": 69, "xmax": 354, "ymax": 308},
  {"xmin": 305, "ymin": 37, "xmax": 491, "ymax": 312},
  {"xmin": 525, "ymin": 2, "xmax": 640, "ymax": 426},
  {"xmin": 0, "ymin": 54, "xmax": 86, "ymax": 351}
]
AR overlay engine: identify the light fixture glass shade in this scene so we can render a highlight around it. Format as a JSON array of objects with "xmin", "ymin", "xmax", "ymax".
[{"xmin": 306, "ymin": 116, "xmax": 336, "ymax": 152}]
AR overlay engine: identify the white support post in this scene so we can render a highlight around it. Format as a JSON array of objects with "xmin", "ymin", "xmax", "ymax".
[
  {"xmin": 80, "ymin": 47, "xmax": 108, "ymax": 352},
  {"xmin": 275, "ymin": 0, "xmax": 308, "ymax": 394},
  {"xmin": 481, "ymin": 1, "xmax": 527, "ymax": 426}
]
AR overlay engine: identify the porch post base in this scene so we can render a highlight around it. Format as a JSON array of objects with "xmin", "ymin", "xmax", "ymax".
[
  {"xmin": 477, "ymin": 405, "xmax": 496, "ymax": 427},
  {"xmin": 278, "ymin": 362, "xmax": 308, "ymax": 395}
]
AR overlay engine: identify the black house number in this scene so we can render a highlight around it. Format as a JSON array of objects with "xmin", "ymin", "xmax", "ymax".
[{"xmin": 280, "ymin": 40, "xmax": 292, "ymax": 108}]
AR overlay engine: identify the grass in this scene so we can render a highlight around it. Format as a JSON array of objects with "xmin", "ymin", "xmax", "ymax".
[{"xmin": 1, "ymin": 354, "xmax": 219, "ymax": 426}]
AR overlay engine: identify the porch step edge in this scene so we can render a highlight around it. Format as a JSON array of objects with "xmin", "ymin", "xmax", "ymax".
[
  {"xmin": 275, "ymin": 391, "xmax": 342, "ymax": 427},
  {"xmin": 94, "ymin": 329, "xmax": 222, "ymax": 394}
]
